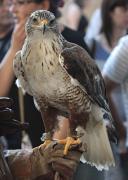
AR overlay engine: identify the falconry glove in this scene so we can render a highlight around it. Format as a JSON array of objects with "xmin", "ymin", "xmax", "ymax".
[
  {"xmin": 0, "ymin": 97, "xmax": 28, "ymax": 136},
  {"xmin": 40, "ymin": 142, "xmax": 81, "ymax": 180},
  {"xmin": 5, "ymin": 142, "xmax": 81, "ymax": 180}
]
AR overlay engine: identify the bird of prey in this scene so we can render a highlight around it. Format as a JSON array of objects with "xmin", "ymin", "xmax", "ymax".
[{"xmin": 13, "ymin": 10, "xmax": 115, "ymax": 170}]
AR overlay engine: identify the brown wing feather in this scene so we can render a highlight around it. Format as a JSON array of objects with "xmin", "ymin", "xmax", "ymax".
[
  {"xmin": 61, "ymin": 40, "xmax": 117, "ymax": 143},
  {"xmin": 62, "ymin": 40, "xmax": 109, "ymax": 111}
]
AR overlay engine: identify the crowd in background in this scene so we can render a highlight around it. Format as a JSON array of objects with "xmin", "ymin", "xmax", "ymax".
[{"xmin": 0, "ymin": 0, "xmax": 128, "ymax": 179}]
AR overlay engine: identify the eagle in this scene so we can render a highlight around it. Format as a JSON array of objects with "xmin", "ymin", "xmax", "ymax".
[{"xmin": 13, "ymin": 10, "xmax": 115, "ymax": 170}]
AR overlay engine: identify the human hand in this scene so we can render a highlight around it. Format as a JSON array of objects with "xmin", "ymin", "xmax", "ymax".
[
  {"xmin": 40, "ymin": 142, "xmax": 81, "ymax": 180},
  {"xmin": 5, "ymin": 141, "xmax": 81, "ymax": 180},
  {"xmin": 0, "ymin": 97, "xmax": 28, "ymax": 136},
  {"xmin": 11, "ymin": 20, "xmax": 26, "ymax": 53}
]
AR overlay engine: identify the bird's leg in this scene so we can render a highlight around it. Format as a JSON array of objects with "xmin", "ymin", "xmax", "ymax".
[
  {"xmin": 58, "ymin": 111, "xmax": 85, "ymax": 155},
  {"xmin": 40, "ymin": 106, "xmax": 58, "ymax": 148},
  {"xmin": 40, "ymin": 132, "xmax": 52, "ymax": 147}
]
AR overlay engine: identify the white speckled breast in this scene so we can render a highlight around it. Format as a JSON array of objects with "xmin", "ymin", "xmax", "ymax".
[{"xmin": 21, "ymin": 35, "xmax": 91, "ymax": 113}]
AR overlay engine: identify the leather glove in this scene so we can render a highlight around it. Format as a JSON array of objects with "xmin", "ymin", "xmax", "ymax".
[
  {"xmin": 40, "ymin": 142, "xmax": 81, "ymax": 180},
  {"xmin": 0, "ymin": 97, "xmax": 28, "ymax": 136},
  {"xmin": 0, "ymin": 144, "xmax": 13, "ymax": 180},
  {"xmin": 5, "ymin": 141, "xmax": 81, "ymax": 180}
]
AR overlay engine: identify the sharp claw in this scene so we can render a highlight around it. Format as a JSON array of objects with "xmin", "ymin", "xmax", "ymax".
[
  {"xmin": 40, "ymin": 140, "xmax": 52, "ymax": 150},
  {"xmin": 58, "ymin": 137, "xmax": 81, "ymax": 155}
]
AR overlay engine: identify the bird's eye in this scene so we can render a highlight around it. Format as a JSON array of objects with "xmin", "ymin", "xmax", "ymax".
[
  {"xmin": 33, "ymin": 18, "xmax": 38, "ymax": 23},
  {"xmin": 50, "ymin": 19, "xmax": 55, "ymax": 25}
]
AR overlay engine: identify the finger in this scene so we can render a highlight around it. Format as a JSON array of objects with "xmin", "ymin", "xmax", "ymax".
[
  {"xmin": 54, "ymin": 172, "xmax": 68, "ymax": 180},
  {"xmin": 15, "ymin": 26, "xmax": 26, "ymax": 41},
  {"xmin": 40, "ymin": 142, "xmax": 81, "ymax": 164},
  {"xmin": 52, "ymin": 161, "xmax": 77, "ymax": 178},
  {"xmin": 43, "ymin": 142, "xmax": 66, "ymax": 155},
  {"xmin": 0, "ymin": 120, "xmax": 29, "ymax": 136},
  {"xmin": 6, "ymin": 119, "xmax": 29, "ymax": 130},
  {"xmin": 0, "ymin": 118, "xmax": 28, "ymax": 129},
  {"xmin": 15, "ymin": 19, "xmax": 26, "ymax": 29},
  {"xmin": 36, "ymin": 172, "xmax": 54, "ymax": 180},
  {"xmin": 0, "ymin": 108, "xmax": 14, "ymax": 120},
  {"xmin": 13, "ymin": 22, "xmax": 26, "ymax": 41},
  {"xmin": 52, "ymin": 157, "xmax": 77, "ymax": 168},
  {"xmin": 0, "ymin": 97, "xmax": 13, "ymax": 109},
  {"xmin": 52, "ymin": 142, "xmax": 82, "ymax": 155},
  {"xmin": 51, "ymin": 149, "xmax": 81, "ymax": 162},
  {"xmin": 39, "ymin": 141, "xmax": 60, "ymax": 154}
]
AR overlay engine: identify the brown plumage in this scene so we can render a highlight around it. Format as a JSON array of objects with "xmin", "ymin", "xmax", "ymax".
[{"xmin": 13, "ymin": 10, "xmax": 115, "ymax": 170}]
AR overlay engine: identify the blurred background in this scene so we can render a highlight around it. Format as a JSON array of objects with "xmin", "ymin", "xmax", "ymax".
[{"xmin": 0, "ymin": 0, "xmax": 128, "ymax": 179}]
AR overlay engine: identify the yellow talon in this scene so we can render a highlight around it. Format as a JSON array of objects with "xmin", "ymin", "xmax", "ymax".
[
  {"xmin": 39, "ymin": 140, "xmax": 52, "ymax": 150},
  {"xmin": 58, "ymin": 137, "xmax": 81, "ymax": 155}
]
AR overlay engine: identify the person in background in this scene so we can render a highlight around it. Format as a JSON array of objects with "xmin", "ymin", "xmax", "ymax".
[
  {"xmin": 84, "ymin": 0, "xmax": 128, "ymax": 141},
  {"xmin": 0, "ymin": 0, "xmax": 14, "ymax": 61},
  {"xmin": 85, "ymin": 8, "xmax": 102, "ymax": 45},
  {"xmin": 85, "ymin": 0, "xmax": 128, "ymax": 70},
  {"xmin": 85, "ymin": 5, "xmax": 128, "ymax": 173},
  {"xmin": 0, "ymin": 0, "xmax": 22, "ymax": 150},
  {"xmin": 85, "ymin": 2, "xmax": 128, "ymax": 179},
  {"xmin": 61, "ymin": 0, "xmax": 89, "ymax": 37},
  {"xmin": 102, "ymin": 35, "xmax": 128, "ymax": 180}
]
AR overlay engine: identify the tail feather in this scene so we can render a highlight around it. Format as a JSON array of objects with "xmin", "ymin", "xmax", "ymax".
[{"xmin": 76, "ymin": 120, "xmax": 115, "ymax": 171}]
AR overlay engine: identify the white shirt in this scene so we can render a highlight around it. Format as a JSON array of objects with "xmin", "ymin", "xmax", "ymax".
[
  {"xmin": 85, "ymin": 9, "xmax": 101, "ymax": 44},
  {"xmin": 102, "ymin": 35, "xmax": 128, "ymax": 147}
]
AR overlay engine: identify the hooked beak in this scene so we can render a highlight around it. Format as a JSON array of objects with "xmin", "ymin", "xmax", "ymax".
[{"xmin": 40, "ymin": 19, "xmax": 48, "ymax": 34}]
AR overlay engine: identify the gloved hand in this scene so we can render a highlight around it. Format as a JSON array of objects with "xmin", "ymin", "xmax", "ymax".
[
  {"xmin": 0, "ymin": 97, "xmax": 28, "ymax": 136},
  {"xmin": 5, "ymin": 141, "xmax": 81, "ymax": 180},
  {"xmin": 40, "ymin": 142, "xmax": 81, "ymax": 180}
]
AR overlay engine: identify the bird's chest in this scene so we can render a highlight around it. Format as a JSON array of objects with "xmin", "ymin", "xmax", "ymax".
[
  {"xmin": 22, "ymin": 42, "xmax": 70, "ymax": 100},
  {"xmin": 21, "ymin": 40, "xmax": 88, "ymax": 113}
]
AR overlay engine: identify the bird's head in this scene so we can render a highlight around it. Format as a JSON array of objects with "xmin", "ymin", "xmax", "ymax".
[{"xmin": 25, "ymin": 10, "xmax": 59, "ymax": 38}]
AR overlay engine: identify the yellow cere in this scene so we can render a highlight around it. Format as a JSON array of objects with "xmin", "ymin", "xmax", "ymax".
[{"xmin": 40, "ymin": 19, "xmax": 48, "ymax": 25}]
